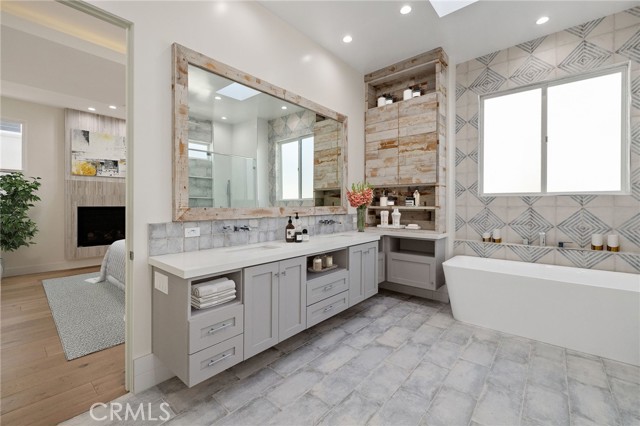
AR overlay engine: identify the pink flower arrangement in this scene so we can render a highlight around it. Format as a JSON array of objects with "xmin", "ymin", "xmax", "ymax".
[{"xmin": 346, "ymin": 182, "xmax": 373, "ymax": 209}]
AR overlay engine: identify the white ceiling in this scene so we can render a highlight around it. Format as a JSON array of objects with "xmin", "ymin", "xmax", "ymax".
[
  {"xmin": 189, "ymin": 65, "xmax": 305, "ymax": 124},
  {"xmin": 1, "ymin": 0, "xmax": 636, "ymax": 120},
  {"xmin": 0, "ymin": 1, "xmax": 126, "ymax": 119},
  {"xmin": 260, "ymin": 0, "xmax": 638, "ymax": 73}
]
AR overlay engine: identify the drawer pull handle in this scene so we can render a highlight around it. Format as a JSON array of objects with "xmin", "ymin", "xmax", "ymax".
[
  {"xmin": 323, "ymin": 284, "xmax": 334, "ymax": 292},
  {"xmin": 323, "ymin": 305, "xmax": 334, "ymax": 313},
  {"xmin": 207, "ymin": 352, "xmax": 230, "ymax": 367},
  {"xmin": 208, "ymin": 322, "xmax": 232, "ymax": 334},
  {"xmin": 281, "ymin": 270, "xmax": 287, "ymax": 277}
]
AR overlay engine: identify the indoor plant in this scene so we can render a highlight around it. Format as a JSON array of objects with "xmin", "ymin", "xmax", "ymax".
[
  {"xmin": 346, "ymin": 181, "xmax": 373, "ymax": 232},
  {"xmin": 0, "ymin": 172, "xmax": 42, "ymax": 260}
]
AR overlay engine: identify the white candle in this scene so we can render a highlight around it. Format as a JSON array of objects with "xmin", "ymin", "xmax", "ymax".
[
  {"xmin": 607, "ymin": 234, "xmax": 619, "ymax": 247},
  {"xmin": 492, "ymin": 229, "xmax": 501, "ymax": 239},
  {"xmin": 482, "ymin": 232, "xmax": 491, "ymax": 239},
  {"xmin": 592, "ymin": 234, "xmax": 603, "ymax": 246}
]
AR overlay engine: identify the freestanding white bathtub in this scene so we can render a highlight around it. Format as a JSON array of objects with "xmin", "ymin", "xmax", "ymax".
[{"xmin": 443, "ymin": 256, "xmax": 640, "ymax": 366}]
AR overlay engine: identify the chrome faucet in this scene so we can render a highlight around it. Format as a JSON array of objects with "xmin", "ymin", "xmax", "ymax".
[{"xmin": 319, "ymin": 219, "xmax": 336, "ymax": 225}]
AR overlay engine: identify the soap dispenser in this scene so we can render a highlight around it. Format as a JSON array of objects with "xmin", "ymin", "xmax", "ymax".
[
  {"xmin": 294, "ymin": 212, "xmax": 302, "ymax": 232},
  {"xmin": 285, "ymin": 216, "xmax": 295, "ymax": 243}
]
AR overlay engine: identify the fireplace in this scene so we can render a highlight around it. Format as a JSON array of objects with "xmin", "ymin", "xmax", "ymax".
[{"xmin": 77, "ymin": 206, "xmax": 125, "ymax": 247}]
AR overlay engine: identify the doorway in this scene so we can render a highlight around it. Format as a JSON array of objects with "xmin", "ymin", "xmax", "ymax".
[{"xmin": 0, "ymin": 1, "xmax": 132, "ymax": 424}]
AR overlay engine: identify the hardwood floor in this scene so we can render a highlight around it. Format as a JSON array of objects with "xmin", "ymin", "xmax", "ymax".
[{"xmin": 1, "ymin": 267, "xmax": 126, "ymax": 426}]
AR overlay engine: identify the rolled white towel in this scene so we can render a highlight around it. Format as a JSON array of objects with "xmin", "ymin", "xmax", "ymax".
[
  {"xmin": 191, "ymin": 293, "xmax": 237, "ymax": 309},
  {"xmin": 190, "ymin": 289, "xmax": 236, "ymax": 304},
  {"xmin": 192, "ymin": 278, "xmax": 235, "ymax": 297}
]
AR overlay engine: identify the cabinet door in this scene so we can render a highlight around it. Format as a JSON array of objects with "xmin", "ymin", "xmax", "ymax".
[
  {"xmin": 365, "ymin": 104, "xmax": 399, "ymax": 186},
  {"xmin": 278, "ymin": 257, "xmax": 307, "ymax": 341},
  {"xmin": 388, "ymin": 251, "xmax": 436, "ymax": 290},
  {"xmin": 349, "ymin": 245, "xmax": 365, "ymax": 307},
  {"xmin": 243, "ymin": 262, "xmax": 279, "ymax": 359},
  {"xmin": 377, "ymin": 252, "xmax": 386, "ymax": 284},
  {"xmin": 364, "ymin": 246, "xmax": 378, "ymax": 299},
  {"xmin": 349, "ymin": 242, "xmax": 378, "ymax": 307}
]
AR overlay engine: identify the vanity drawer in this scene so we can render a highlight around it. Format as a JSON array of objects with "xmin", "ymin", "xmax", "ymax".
[
  {"xmin": 306, "ymin": 269, "xmax": 349, "ymax": 306},
  {"xmin": 189, "ymin": 304, "xmax": 244, "ymax": 354},
  {"xmin": 306, "ymin": 291, "xmax": 349, "ymax": 328},
  {"xmin": 188, "ymin": 334, "xmax": 243, "ymax": 387}
]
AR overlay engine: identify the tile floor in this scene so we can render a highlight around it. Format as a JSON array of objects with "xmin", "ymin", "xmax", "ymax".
[{"xmin": 64, "ymin": 291, "xmax": 640, "ymax": 426}]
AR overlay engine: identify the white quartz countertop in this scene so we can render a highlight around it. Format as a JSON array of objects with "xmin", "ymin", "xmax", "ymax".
[
  {"xmin": 148, "ymin": 232, "xmax": 380, "ymax": 279},
  {"xmin": 364, "ymin": 227, "xmax": 448, "ymax": 240}
]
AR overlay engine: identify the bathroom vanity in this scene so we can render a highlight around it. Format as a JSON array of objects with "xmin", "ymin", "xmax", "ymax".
[{"xmin": 149, "ymin": 232, "xmax": 379, "ymax": 387}]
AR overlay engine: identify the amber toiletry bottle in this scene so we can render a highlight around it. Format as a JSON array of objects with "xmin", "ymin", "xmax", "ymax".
[{"xmin": 285, "ymin": 216, "xmax": 295, "ymax": 243}]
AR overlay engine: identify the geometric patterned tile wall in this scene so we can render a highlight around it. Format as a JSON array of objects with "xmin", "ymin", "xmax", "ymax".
[{"xmin": 455, "ymin": 7, "xmax": 640, "ymax": 272}]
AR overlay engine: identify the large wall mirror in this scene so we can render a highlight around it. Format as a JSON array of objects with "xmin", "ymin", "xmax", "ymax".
[{"xmin": 172, "ymin": 44, "xmax": 348, "ymax": 221}]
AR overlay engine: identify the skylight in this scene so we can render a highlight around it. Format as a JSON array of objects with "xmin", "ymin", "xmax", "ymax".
[
  {"xmin": 429, "ymin": 0, "xmax": 478, "ymax": 17},
  {"xmin": 216, "ymin": 83, "xmax": 261, "ymax": 101}
]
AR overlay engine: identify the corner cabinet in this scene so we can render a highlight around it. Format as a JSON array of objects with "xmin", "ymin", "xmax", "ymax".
[
  {"xmin": 364, "ymin": 47, "xmax": 448, "ymax": 234},
  {"xmin": 243, "ymin": 257, "xmax": 306, "ymax": 359},
  {"xmin": 349, "ymin": 242, "xmax": 378, "ymax": 306}
]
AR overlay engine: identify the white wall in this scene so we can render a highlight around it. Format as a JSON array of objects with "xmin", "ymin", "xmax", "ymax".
[
  {"xmin": 231, "ymin": 118, "xmax": 257, "ymax": 159},
  {"xmin": 90, "ymin": 0, "xmax": 365, "ymax": 388},
  {"xmin": 1, "ymin": 97, "xmax": 102, "ymax": 276},
  {"xmin": 256, "ymin": 118, "xmax": 269, "ymax": 206}
]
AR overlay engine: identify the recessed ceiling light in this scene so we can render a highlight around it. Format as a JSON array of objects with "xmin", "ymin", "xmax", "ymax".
[
  {"xmin": 109, "ymin": 105, "xmax": 117, "ymax": 110},
  {"xmin": 536, "ymin": 16, "xmax": 549, "ymax": 25},
  {"xmin": 88, "ymin": 107, "xmax": 96, "ymax": 111},
  {"xmin": 400, "ymin": 5, "xmax": 412, "ymax": 14},
  {"xmin": 342, "ymin": 35, "xmax": 353, "ymax": 44},
  {"xmin": 281, "ymin": 106, "xmax": 288, "ymax": 110},
  {"xmin": 221, "ymin": 116, "xmax": 227, "ymax": 120},
  {"xmin": 214, "ymin": 96, "xmax": 222, "ymax": 100}
]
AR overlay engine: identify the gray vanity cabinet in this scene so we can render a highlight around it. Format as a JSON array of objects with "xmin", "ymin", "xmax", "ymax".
[
  {"xmin": 243, "ymin": 256, "xmax": 306, "ymax": 359},
  {"xmin": 278, "ymin": 257, "xmax": 307, "ymax": 341},
  {"xmin": 348, "ymin": 242, "xmax": 378, "ymax": 306}
]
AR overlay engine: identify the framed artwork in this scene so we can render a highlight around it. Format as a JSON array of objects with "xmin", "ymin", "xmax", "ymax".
[{"xmin": 71, "ymin": 129, "xmax": 126, "ymax": 177}]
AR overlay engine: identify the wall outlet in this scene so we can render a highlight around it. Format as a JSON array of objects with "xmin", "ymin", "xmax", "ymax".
[
  {"xmin": 154, "ymin": 271, "xmax": 168, "ymax": 294},
  {"xmin": 185, "ymin": 227, "xmax": 200, "ymax": 238},
  {"xmin": 353, "ymin": 216, "xmax": 357, "ymax": 223}
]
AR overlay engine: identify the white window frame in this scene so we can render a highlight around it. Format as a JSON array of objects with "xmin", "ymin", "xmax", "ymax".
[
  {"xmin": 188, "ymin": 139, "xmax": 212, "ymax": 160},
  {"xmin": 479, "ymin": 62, "xmax": 631, "ymax": 196},
  {"xmin": 0, "ymin": 118, "xmax": 26, "ymax": 173},
  {"xmin": 278, "ymin": 135, "xmax": 314, "ymax": 201}
]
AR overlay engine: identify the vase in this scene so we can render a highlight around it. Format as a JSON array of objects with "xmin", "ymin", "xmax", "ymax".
[{"xmin": 357, "ymin": 206, "xmax": 367, "ymax": 232}]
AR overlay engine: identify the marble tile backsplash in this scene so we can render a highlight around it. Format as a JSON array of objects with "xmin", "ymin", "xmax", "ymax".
[{"xmin": 148, "ymin": 214, "xmax": 356, "ymax": 256}]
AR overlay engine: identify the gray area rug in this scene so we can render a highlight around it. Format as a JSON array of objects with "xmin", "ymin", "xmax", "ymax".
[{"xmin": 42, "ymin": 272, "xmax": 124, "ymax": 360}]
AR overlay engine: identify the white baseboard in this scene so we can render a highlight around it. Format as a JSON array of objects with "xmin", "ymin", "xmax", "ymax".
[
  {"xmin": 2, "ymin": 258, "xmax": 102, "ymax": 277},
  {"xmin": 132, "ymin": 353, "xmax": 174, "ymax": 393}
]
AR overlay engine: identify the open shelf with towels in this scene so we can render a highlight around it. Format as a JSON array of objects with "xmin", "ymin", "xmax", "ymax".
[{"xmin": 189, "ymin": 270, "xmax": 243, "ymax": 317}]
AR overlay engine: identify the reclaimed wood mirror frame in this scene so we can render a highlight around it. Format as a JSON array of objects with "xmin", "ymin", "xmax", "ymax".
[{"xmin": 172, "ymin": 43, "xmax": 348, "ymax": 221}]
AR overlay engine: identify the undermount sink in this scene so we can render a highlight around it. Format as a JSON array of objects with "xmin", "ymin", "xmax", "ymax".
[{"xmin": 224, "ymin": 244, "xmax": 281, "ymax": 253}]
